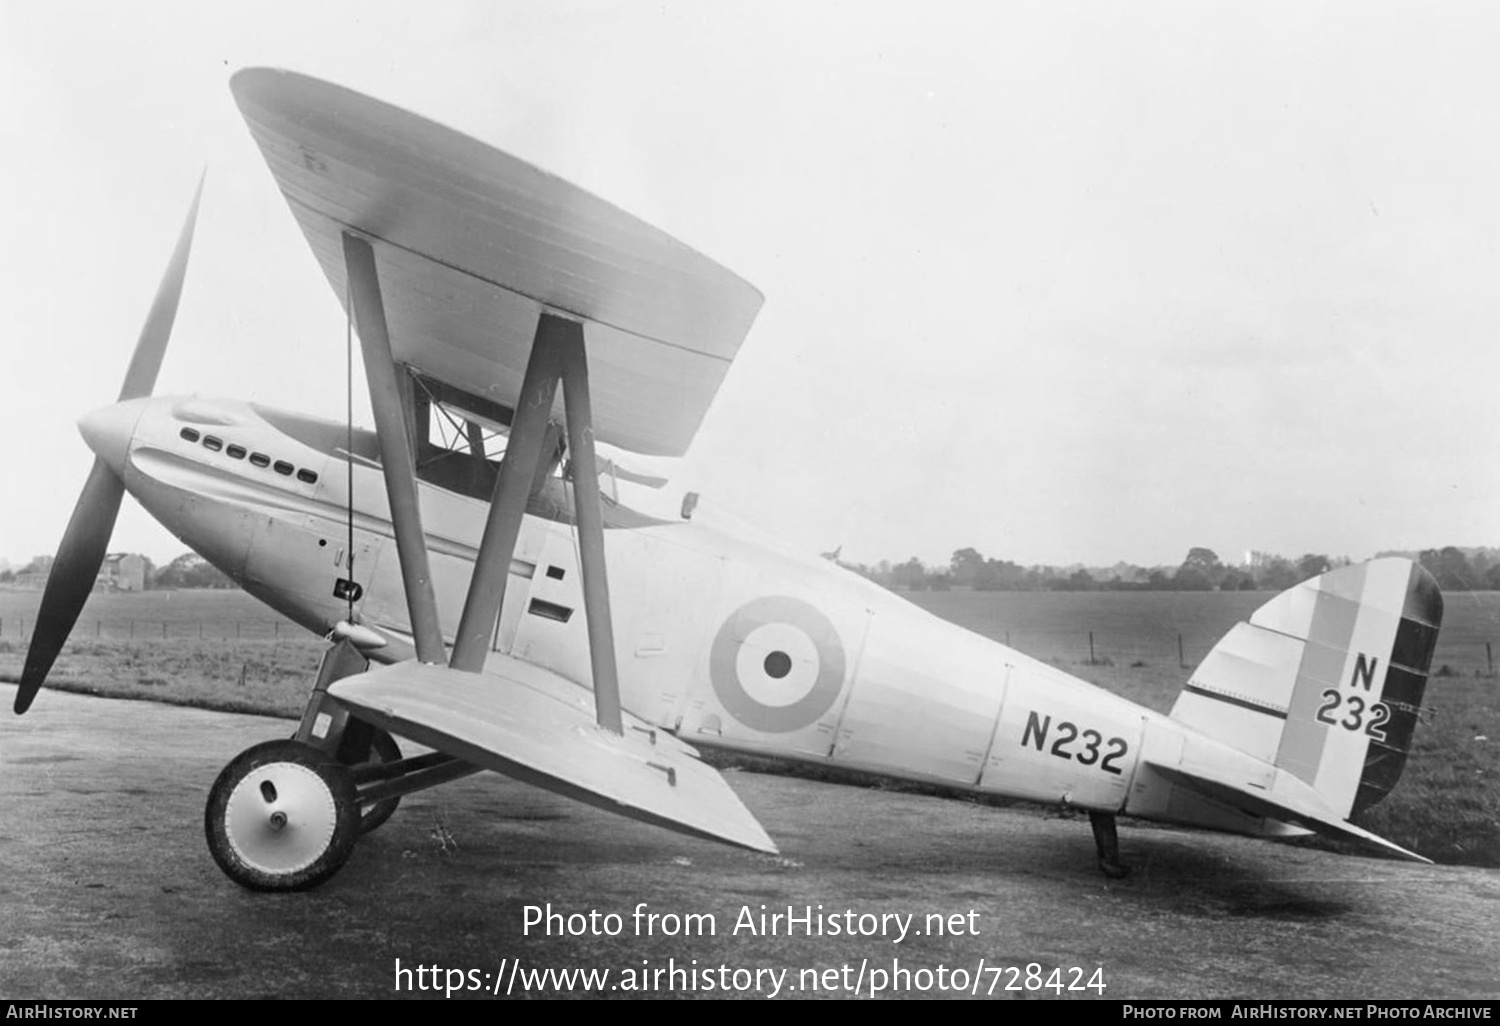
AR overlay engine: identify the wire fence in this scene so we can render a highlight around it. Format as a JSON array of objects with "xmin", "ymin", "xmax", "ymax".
[{"xmin": 0, "ymin": 617, "xmax": 305, "ymax": 643}]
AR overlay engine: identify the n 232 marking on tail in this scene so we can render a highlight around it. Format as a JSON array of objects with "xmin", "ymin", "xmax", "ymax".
[{"xmin": 1314, "ymin": 653, "xmax": 1390, "ymax": 741}]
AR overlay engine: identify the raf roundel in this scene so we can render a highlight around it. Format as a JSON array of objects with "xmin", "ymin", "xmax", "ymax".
[{"xmin": 709, "ymin": 596, "xmax": 847, "ymax": 733}]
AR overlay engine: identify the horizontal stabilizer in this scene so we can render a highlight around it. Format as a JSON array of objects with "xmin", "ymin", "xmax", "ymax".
[
  {"xmin": 1146, "ymin": 756, "xmax": 1430, "ymax": 864},
  {"xmin": 330, "ymin": 657, "xmax": 776, "ymax": 854}
]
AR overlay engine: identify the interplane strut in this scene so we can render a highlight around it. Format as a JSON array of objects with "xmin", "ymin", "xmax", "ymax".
[
  {"xmin": 449, "ymin": 317, "xmax": 563, "ymax": 673},
  {"xmin": 449, "ymin": 311, "xmax": 625, "ymax": 734},
  {"xmin": 343, "ymin": 239, "xmax": 625, "ymax": 734},
  {"xmin": 557, "ymin": 329, "xmax": 624, "ymax": 735},
  {"xmin": 343, "ymin": 232, "xmax": 446, "ymax": 665}
]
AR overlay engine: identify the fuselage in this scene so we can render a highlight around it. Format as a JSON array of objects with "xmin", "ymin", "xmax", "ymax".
[{"xmin": 80, "ymin": 394, "xmax": 1283, "ymax": 837}]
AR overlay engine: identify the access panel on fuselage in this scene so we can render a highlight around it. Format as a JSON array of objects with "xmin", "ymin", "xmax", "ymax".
[
  {"xmin": 504, "ymin": 523, "xmax": 591, "ymax": 686},
  {"xmin": 360, "ymin": 543, "xmax": 489, "ymax": 648},
  {"xmin": 242, "ymin": 512, "xmax": 378, "ymax": 633},
  {"xmin": 675, "ymin": 563, "xmax": 870, "ymax": 761},
  {"xmin": 354, "ymin": 500, "xmax": 548, "ymax": 655},
  {"xmin": 978, "ymin": 660, "xmax": 1144, "ymax": 811},
  {"xmin": 829, "ymin": 610, "xmax": 1008, "ymax": 786},
  {"xmin": 603, "ymin": 526, "xmax": 729, "ymax": 730}
]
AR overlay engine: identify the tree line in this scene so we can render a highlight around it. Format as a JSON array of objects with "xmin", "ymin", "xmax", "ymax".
[
  {"xmin": 7, "ymin": 543, "xmax": 1496, "ymax": 595},
  {"xmin": 839, "ymin": 545, "xmax": 1500, "ymax": 593}
]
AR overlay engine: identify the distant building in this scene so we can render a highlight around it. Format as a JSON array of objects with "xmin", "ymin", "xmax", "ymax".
[
  {"xmin": 95, "ymin": 553, "xmax": 147, "ymax": 592},
  {"xmin": 12, "ymin": 555, "xmax": 54, "ymax": 590}
]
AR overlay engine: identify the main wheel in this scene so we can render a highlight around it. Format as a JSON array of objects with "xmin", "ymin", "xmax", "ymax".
[
  {"xmin": 205, "ymin": 740, "xmax": 360, "ymax": 891},
  {"xmin": 353, "ymin": 728, "xmax": 402, "ymax": 835}
]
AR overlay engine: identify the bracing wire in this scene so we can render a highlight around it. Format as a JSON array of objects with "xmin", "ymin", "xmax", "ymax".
[
  {"xmin": 565, "ymin": 453, "xmax": 584, "ymax": 575},
  {"xmin": 345, "ymin": 278, "xmax": 355, "ymax": 622}
]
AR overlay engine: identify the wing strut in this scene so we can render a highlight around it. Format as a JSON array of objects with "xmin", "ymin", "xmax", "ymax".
[
  {"xmin": 448, "ymin": 312, "xmax": 624, "ymax": 734},
  {"xmin": 449, "ymin": 318, "xmax": 562, "ymax": 673},
  {"xmin": 558, "ymin": 326, "xmax": 624, "ymax": 735},
  {"xmin": 342, "ymin": 233, "xmax": 447, "ymax": 664}
]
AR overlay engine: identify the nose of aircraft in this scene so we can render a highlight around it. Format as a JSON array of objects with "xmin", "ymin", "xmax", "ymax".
[{"xmin": 77, "ymin": 397, "xmax": 151, "ymax": 477}]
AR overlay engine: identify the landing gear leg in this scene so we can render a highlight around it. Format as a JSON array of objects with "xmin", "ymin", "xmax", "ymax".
[
  {"xmin": 205, "ymin": 641, "xmax": 480, "ymax": 890},
  {"xmin": 1089, "ymin": 811, "xmax": 1130, "ymax": 879}
]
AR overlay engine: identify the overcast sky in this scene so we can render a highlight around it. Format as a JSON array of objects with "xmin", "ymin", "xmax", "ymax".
[{"xmin": 2, "ymin": 1, "xmax": 1497, "ymax": 572}]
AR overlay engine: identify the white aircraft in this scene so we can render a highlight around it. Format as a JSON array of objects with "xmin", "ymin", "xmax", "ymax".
[{"xmin": 15, "ymin": 70, "xmax": 1445, "ymax": 890}]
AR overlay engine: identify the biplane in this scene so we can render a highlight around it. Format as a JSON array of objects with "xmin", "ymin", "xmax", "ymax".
[{"xmin": 14, "ymin": 69, "xmax": 1445, "ymax": 889}]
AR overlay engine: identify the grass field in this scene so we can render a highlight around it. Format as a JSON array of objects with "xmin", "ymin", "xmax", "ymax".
[
  {"xmin": 2, "ymin": 584, "xmax": 1497, "ymax": 866},
  {"xmin": 0, "ymin": 589, "xmax": 323, "ymax": 717}
]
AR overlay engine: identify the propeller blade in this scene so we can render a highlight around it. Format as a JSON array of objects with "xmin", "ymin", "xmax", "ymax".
[
  {"xmin": 14, "ymin": 460, "xmax": 126, "ymax": 713},
  {"xmin": 14, "ymin": 175, "xmax": 204, "ymax": 715},
  {"xmin": 118, "ymin": 173, "xmax": 204, "ymax": 400}
]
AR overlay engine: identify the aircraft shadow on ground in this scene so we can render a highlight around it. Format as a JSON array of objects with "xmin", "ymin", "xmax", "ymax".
[
  {"xmin": 1110, "ymin": 834, "xmax": 1356, "ymax": 921},
  {"xmin": 349, "ymin": 778, "xmax": 1358, "ymax": 931}
]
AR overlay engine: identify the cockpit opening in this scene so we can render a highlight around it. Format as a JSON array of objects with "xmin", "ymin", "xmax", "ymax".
[{"xmin": 408, "ymin": 369, "xmax": 568, "ymax": 503}]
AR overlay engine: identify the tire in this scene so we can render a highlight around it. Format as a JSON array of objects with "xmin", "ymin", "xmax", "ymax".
[{"xmin": 205, "ymin": 740, "xmax": 360, "ymax": 891}]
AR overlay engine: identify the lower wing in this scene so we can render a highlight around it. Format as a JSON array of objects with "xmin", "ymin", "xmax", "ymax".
[{"xmin": 329, "ymin": 655, "xmax": 776, "ymax": 853}]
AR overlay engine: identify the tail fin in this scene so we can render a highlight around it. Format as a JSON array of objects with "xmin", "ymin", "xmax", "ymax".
[{"xmin": 1170, "ymin": 558, "xmax": 1442, "ymax": 819}]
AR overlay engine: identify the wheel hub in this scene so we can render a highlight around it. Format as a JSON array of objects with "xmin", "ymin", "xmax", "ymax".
[{"xmin": 222, "ymin": 761, "xmax": 338, "ymax": 874}]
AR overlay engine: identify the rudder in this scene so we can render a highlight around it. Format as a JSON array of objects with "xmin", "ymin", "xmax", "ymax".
[{"xmin": 1170, "ymin": 558, "xmax": 1442, "ymax": 819}]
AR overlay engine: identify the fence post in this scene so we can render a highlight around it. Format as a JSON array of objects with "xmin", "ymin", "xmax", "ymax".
[
  {"xmin": 1004, "ymin": 629, "xmax": 1010, "ymax": 647},
  {"xmin": 274, "ymin": 621, "xmax": 280, "ymax": 640},
  {"xmin": 1088, "ymin": 631, "xmax": 1096, "ymax": 665},
  {"xmin": 1488, "ymin": 641, "xmax": 1494, "ymax": 677},
  {"xmin": 162, "ymin": 621, "xmax": 167, "ymax": 639},
  {"xmin": 96, "ymin": 620, "xmax": 101, "ymax": 637},
  {"xmin": 1178, "ymin": 633, "xmax": 1185, "ymax": 669},
  {"xmin": 199, "ymin": 622, "xmax": 203, "ymax": 640}
]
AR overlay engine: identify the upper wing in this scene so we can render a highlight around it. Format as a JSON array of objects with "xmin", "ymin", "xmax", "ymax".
[{"xmin": 232, "ymin": 68, "xmax": 763, "ymax": 457}]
